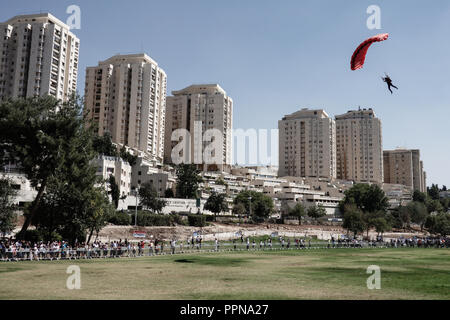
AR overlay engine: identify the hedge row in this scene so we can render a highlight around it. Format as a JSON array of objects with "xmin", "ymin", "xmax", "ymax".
[
  {"xmin": 108, "ymin": 212, "xmax": 132, "ymax": 225},
  {"xmin": 108, "ymin": 211, "xmax": 207, "ymax": 227},
  {"xmin": 187, "ymin": 214, "xmax": 207, "ymax": 227},
  {"xmin": 131, "ymin": 212, "xmax": 185, "ymax": 226}
]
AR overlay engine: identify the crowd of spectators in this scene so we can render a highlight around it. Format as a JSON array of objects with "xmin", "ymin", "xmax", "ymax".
[
  {"xmin": 388, "ymin": 237, "xmax": 450, "ymax": 248},
  {"xmin": 1, "ymin": 235, "xmax": 448, "ymax": 262},
  {"xmin": 0, "ymin": 239, "xmax": 154, "ymax": 261}
]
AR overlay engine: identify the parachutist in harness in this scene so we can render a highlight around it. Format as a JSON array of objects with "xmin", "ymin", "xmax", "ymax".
[{"xmin": 382, "ymin": 74, "xmax": 398, "ymax": 94}]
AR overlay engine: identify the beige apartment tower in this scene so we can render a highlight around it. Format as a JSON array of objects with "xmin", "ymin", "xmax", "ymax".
[
  {"xmin": 383, "ymin": 149, "xmax": 426, "ymax": 192},
  {"xmin": 84, "ymin": 54, "xmax": 167, "ymax": 164},
  {"xmin": 165, "ymin": 84, "xmax": 233, "ymax": 171},
  {"xmin": 335, "ymin": 108, "xmax": 383, "ymax": 183},
  {"xmin": 0, "ymin": 13, "xmax": 79, "ymax": 101},
  {"xmin": 278, "ymin": 108, "xmax": 336, "ymax": 179}
]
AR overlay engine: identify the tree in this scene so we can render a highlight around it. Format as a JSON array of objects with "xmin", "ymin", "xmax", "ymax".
[
  {"xmin": 340, "ymin": 184, "xmax": 389, "ymax": 214},
  {"xmin": 215, "ymin": 177, "xmax": 227, "ymax": 186},
  {"xmin": 175, "ymin": 164, "xmax": 203, "ymax": 199},
  {"xmin": 108, "ymin": 175, "xmax": 121, "ymax": 209},
  {"xmin": 164, "ymin": 188, "xmax": 174, "ymax": 198},
  {"xmin": 371, "ymin": 217, "xmax": 391, "ymax": 236},
  {"xmin": 85, "ymin": 188, "xmax": 114, "ymax": 244},
  {"xmin": 0, "ymin": 178, "xmax": 17, "ymax": 236},
  {"xmin": 33, "ymin": 183, "xmax": 113, "ymax": 245},
  {"xmin": 362, "ymin": 211, "xmax": 391, "ymax": 238},
  {"xmin": 426, "ymin": 198, "xmax": 444, "ymax": 214},
  {"xmin": 31, "ymin": 181, "xmax": 66, "ymax": 242},
  {"xmin": 0, "ymin": 94, "xmax": 117, "ymax": 244},
  {"xmin": 407, "ymin": 201, "xmax": 428, "ymax": 231},
  {"xmin": 393, "ymin": 201, "xmax": 429, "ymax": 232},
  {"xmin": 436, "ymin": 213, "xmax": 450, "ymax": 236},
  {"xmin": 204, "ymin": 192, "xmax": 228, "ymax": 221},
  {"xmin": 92, "ymin": 133, "xmax": 137, "ymax": 166},
  {"xmin": 307, "ymin": 205, "xmax": 327, "ymax": 221},
  {"xmin": 427, "ymin": 184, "xmax": 440, "ymax": 200},
  {"xmin": 0, "ymin": 95, "xmax": 96, "ymax": 238},
  {"xmin": 440, "ymin": 198, "xmax": 450, "ymax": 213},
  {"xmin": 119, "ymin": 146, "xmax": 137, "ymax": 166},
  {"xmin": 41, "ymin": 107, "xmax": 108, "ymax": 244},
  {"xmin": 340, "ymin": 184, "xmax": 390, "ymax": 236},
  {"xmin": 139, "ymin": 182, "xmax": 167, "ymax": 214},
  {"xmin": 396, "ymin": 205, "xmax": 412, "ymax": 230},
  {"xmin": 92, "ymin": 132, "xmax": 118, "ymax": 157},
  {"xmin": 342, "ymin": 205, "xmax": 365, "ymax": 237},
  {"xmin": 58, "ymin": 111, "xmax": 111, "ymax": 244},
  {"xmin": 233, "ymin": 190, "xmax": 274, "ymax": 219},
  {"xmin": 32, "ymin": 131, "xmax": 108, "ymax": 244},
  {"xmin": 412, "ymin": 190, "xmax": 427, "ymax": 203},
  {"xmin": 287, "ymin": 203, "xmax": 306, "ymax": 223},
  {"xmin": 0, "ymin": 96, "xmax": 62, "ymax": 235},
  {"xmin": 232, "ymin": 202, "xmax": 246, "ymax": 217},
  {"xmin": 425, "ymin": 213, "xmax": 450, "ymax": 236}
]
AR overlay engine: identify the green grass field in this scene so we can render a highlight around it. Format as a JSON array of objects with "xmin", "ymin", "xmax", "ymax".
[{"xmin": 0, "ymin": 248, "xmax": 449, "ymax": 300}]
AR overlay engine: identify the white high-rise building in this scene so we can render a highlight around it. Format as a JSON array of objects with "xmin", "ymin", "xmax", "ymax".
[
  {"xmin": 165, "ymin": 84, "xmax": 233, "ymax": 172},
  {"xmin": 335, "ymin": 108, "xmax": 383, "ymax": 183},
  {"xmin": 84, "ymin": 53, "xmax": 167, "ymax": 164},
  {"xmin": 0, "ymin": 13, "xmax": 79, "ymax": 101},
  {"xmin": 278, "ymin": 108, "xmax": 336, "ymax": 179}
]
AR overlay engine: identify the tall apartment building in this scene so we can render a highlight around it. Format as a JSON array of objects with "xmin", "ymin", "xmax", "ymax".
[
  {"xmin": 383, "ymin": 148, "xmax": 426, "ymax": 192},
  {"xmin": 278, "ymin": 108, "xmax": 336, "ymax": 179},
  {"xmin": 0, "ymin": 13, "xmax": 79, "ymax": 101},
  {"xmin": 335, "ymin": 108, "xmax": 383, "ymax": 183},
  {"xmin": 84, "ymin": 54, "xmax": 167, "ymax": 164},
  {"xmin": 165, "ymin": 84, "xmax": 233, "ymax": 172}
]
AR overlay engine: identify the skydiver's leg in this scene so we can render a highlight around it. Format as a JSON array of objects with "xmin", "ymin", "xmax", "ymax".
[
  {"xmin": 387, "ymin": 84, "xmax": 393, "ymax": 94},
  {"xmin": 391, "ymin": 84, "xmax": 398, "ymax": 90}
]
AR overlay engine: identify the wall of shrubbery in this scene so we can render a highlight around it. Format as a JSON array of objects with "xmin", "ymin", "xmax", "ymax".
[{"xmin": 108, "ymin": 211, "xmax": 207, "ymax": 227}]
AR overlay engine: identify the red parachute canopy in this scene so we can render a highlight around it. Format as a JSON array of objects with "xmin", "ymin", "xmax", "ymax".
[{"xmin": 350, "ymin": 33, "xmax": 389, "ymax": 70}]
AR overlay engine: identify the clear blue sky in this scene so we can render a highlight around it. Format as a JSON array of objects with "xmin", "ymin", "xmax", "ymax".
[{"xmin": 3, "ymin": 0, "xmax": 450, "ymax": 187}]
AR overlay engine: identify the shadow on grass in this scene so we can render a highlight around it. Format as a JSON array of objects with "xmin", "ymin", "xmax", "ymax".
[
  {"xmin": 180, "ymin": 291, "xmax": 294, "ymax": 300},
  {"xmin": 174, "ymin": 256, "xmax": 249, "ymax": 267},
  {"xmin": 0, "ymin": 266, "xmax": 28, "ymax": 274}
]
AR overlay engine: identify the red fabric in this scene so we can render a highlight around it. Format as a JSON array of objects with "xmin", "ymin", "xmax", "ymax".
[{"xmin": 351, "ymin": 33, "xmax": 389, "ymax": 70}]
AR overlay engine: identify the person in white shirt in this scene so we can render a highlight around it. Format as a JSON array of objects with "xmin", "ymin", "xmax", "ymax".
[{"xmin": 149, "ymin": 241, "xmax": 154, "ymax": 256}]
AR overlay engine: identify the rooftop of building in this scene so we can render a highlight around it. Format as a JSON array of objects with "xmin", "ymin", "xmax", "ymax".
[
  {"xmin": 95, "ymin": 53, "xmax": 165, "ymax": 74},
  {"xmin": 336, "ymin": 107, "xmax": 377, "ymax": 120},
  {"xmin": 171, "ymin": 84, "xmax": 227, "ymax": 97},
  {"xmin": 281, "ymin": 108, "xmax": 330, "ymax": 120},
  {"xmin": 335, "ymin": 107, "xmax": 377, "ymax": 119},
  {"xmin": 383, "ymin": 148, "xmax": 420, "ymax": 153},
  {"xmin": 2, "ymin": 13, "xmax": 72, "ymax": 31}
]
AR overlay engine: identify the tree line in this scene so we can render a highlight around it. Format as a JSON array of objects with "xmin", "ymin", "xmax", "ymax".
[{"xmin": 340, "ymin": 183, "xmax": 450, "ymax": 237}]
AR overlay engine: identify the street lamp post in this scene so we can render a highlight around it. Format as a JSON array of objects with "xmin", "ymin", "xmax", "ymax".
[{"xmin": 248, "ymin": 196, "xmax": 252, "ymax": 219}]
